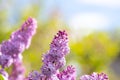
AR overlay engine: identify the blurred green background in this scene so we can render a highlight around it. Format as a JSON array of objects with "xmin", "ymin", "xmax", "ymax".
[{"xmin": 0, "ymin": 0, "xmax": 120, "ymax": 80}]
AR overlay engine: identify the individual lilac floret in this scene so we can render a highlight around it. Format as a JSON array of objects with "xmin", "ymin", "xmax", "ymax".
[
  {"xmin": 80, "ymin": 72, "xmax": 109, "ymax": 80},
  {"xmin": 57, "ymin": 65, "xmax": 76, "ymax": 80}
]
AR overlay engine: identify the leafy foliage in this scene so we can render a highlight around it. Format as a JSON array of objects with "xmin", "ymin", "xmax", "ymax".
[{"xmin": 0, "ymin": 74, "xmax": 4, "ymax": 80}]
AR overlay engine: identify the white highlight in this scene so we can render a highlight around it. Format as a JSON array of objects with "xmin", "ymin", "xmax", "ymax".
[
  {"xmin": 77, "ymin": 0, "xmax": 120, "ymax": 8},
  {"xmin": 69, "ymin": 13, "xmax": 110, "ymax": 38}
]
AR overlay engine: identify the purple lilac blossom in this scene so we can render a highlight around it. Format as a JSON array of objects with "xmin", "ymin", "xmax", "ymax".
[
  {"xmin": 0, "ymin": 54, "xmax": 13, "ymax": 68},
  {"xmin": 27, "ymin": 30, "xmax": 70, "ymax": 80},
  {"xmin": 0, "ymin": 40, "xmax": 25, "ymax": 59},
  {"xmin": 9, "ymin": 60, "xmax": 25, "ymax": 80},
  {"xmin": 27, "ymin": 71, "xmax": 59, "ymax": 80},
  {"xmin": 27, "ymin": 30, "xmax": 109, "ymax": 80},
  {"xmin": 27, "ymin": 71, "xmax": 44, "ymax": 80},
  {"xmin": 80, "ymin": 72, "xmax": 109, "ymax": 80},
  {"xmin": 57, "ymin": 65, "xmax": 76, "ymax": 80},
  {"xmin": 41, "ymin": 30, "xmax": 70, "ymax": 77},
  {"xmin": 0, "ymin": 17, "xmax": 37, "ymax": 59},
  {"xmin": 45, "ymin": 74, "xmax": 59, "ymax": 80},
  {"xmin": 10, "ymin": 17, "xmax": 37, "ymax": 49},
  {"xmin": 42, "ymin": 53, "xmax": 66, "ymax": 70},
  {"xmin": 50, "ymin": 30, "xmax": 70, "ymax": 57},
  {"xmin": 0, "ymin": 17, "xmax": 37, "ymax": 80},
  {"xmin": 41, "ymin": 63, "xmax": 57, "ymax": 77}
]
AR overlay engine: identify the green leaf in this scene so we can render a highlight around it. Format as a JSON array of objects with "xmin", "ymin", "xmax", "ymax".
[{"xmin": 0, "ymin": 74, "xmax": 5, "ymax": 80}]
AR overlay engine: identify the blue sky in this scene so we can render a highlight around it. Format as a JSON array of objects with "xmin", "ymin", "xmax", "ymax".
[
  {"xmin": 0, "ymin": 0, "xmax": 120, "ymax": 34},
  {"xmin": 41, "ymin": 0, "xmax": 120, "ymax": 32},
  {"xmin": 37, "ymin": 0, "xmax": 119, "ymax": 37}
]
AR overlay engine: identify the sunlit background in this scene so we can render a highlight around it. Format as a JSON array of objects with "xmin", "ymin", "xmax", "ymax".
[{"xmin": 0, "ymin": 0, "xmax": 120, "ymax": 80}]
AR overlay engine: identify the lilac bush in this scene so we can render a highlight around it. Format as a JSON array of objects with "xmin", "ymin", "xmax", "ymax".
[{"xmin": 0, "ymin": 17, "xmax": 109, "ymax": 80}]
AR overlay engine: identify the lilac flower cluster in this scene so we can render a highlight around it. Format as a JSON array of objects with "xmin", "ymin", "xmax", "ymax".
[
  {"xmin": 27, "ymin": 30, "xmax": 109, "ymax": 80},
  {"xmin": 41, "ymin": 31, "xmax": 70, "ymax": 76},
  {"xmin": 57, "ymin": 65, "xmax": 76, "ymax": 80},
  {"xmin": 27, "ymin": 31, "xmax": 76, "ymax": 80},
  {"xmin": 0, "ymin": 17, "xmax": 37, "ymax": 80},
  {"xmin": 0, "ymin": 17, "xmax": 109, "ymax": 80},
  {"xmin": 80, "ymin": 72, "xmax": 109, "ymax": 80}
]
